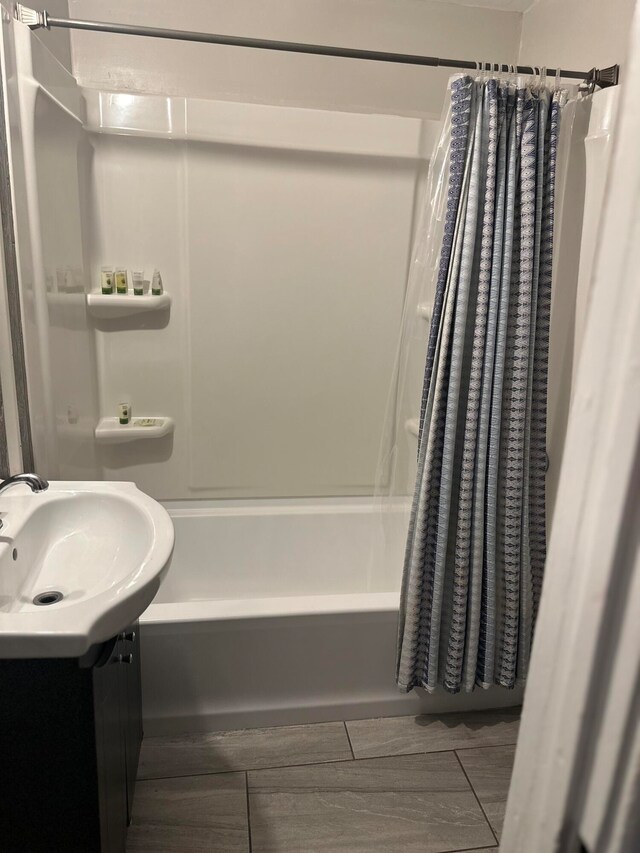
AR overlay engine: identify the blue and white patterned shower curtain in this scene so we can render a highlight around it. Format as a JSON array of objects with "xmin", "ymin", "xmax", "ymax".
[{"xmin": 397, "ymin": 75, "xmax": 565, "ymax": 693}]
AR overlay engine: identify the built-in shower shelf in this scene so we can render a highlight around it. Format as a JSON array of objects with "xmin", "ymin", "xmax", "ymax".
[
  {"xmin": 87, "ymin": 292, "xmax": 171, "ymax": 319},
  {"xmin": 95, "ymin": 416, "xmax": 175, "ymax": 444},
  {"xmin": 405, "ymin": 418, "xmax": 420, "ymax": 438}
]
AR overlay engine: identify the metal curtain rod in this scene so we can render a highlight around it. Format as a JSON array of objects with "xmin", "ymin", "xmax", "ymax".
[{"xmin": 15, "ymin": 4, "xmax": 620, "ymax": 88}]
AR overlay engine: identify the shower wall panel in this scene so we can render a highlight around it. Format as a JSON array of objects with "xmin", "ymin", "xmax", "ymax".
[
  {"xmin": 4, "ymin": 22, "xmax": 100, "ymax": 479},
  {"xmin": 87, "ymin": 92, "xmax": 438, "ymax": 499},
  {"xmin": 186, "ymin": 146, "xmax": 414, "ymax": 495}
]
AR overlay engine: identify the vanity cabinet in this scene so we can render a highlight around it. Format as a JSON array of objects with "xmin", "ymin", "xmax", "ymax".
[{"xmin": 0, "ymin": 623, "xmax": 142, "ymax": 853}]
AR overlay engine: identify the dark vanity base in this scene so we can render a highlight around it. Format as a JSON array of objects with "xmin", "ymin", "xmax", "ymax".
[{"xmin": 0, "ymin": 625, "xmax": 142, "ymax": 853}]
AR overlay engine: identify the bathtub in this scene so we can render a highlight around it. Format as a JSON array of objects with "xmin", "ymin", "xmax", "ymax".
[{"xmin": 140, "ymin": 497, "xmax": 522, "ymax": 735}]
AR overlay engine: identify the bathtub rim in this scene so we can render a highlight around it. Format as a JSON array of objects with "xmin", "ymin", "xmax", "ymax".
[
  {"xmin": 161, "ymin": 494, "xmax": 409, "ymax": 516},
  {"xmin": 141, "ymin": 591, "xmax": 401, "ymax": 633}
]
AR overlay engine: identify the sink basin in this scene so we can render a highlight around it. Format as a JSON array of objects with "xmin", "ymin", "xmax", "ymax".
[{"xmin": 0, "ymin": 481, "xmax": 174, "ymax": 658}]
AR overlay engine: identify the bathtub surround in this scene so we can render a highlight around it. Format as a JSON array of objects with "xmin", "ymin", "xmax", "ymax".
[
  {"xmin": 397, "ymin": 75, "xmax": 571, "ymax": 694},
  {"xmin": 82, "ymin": 90, "xmax": 436, "ymax": 500},
  {"xmin": 128, "ymin": 708, "xmax": 518, "ymax": 852}
]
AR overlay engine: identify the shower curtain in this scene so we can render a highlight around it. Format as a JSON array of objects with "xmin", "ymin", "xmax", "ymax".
[{"xmin": 395, "ymin": 73, "xmax": 571, "ymax": 694}]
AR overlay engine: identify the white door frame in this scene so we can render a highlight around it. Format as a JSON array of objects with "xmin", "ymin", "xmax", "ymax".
[{"xmin": 501, "ymin": 5, "xmax": 640, "ymax": 851}]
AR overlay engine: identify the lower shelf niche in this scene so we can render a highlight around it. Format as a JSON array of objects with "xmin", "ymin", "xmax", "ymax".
[{"xmin": 95, "ymin": 416, "xmax": 175, "ymax": 444}]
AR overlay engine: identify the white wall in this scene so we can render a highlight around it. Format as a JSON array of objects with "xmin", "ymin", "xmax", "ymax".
[
  {"xmin": 1, "ymin": 0, "xmax": 72, "ymax": 71},
  {"xmin": 68, "ymin": 0, "xmax": 522, "ymax": 116},
  {"xmin": 36, "ymin": 0, "xmax": 72, "ymax": 71},
  {"xmin": 519, "ymin": 0, "xmax": 636, "ymax": 72}
]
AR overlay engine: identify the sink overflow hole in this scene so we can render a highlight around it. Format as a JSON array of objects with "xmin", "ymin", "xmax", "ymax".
[
  {"xmin": 12, "ymin": 548, "xmax": 17, "ymax": 561},
  {"xmin": 33, "ymin": 591, "xmax": 64, "ymax": 606}
]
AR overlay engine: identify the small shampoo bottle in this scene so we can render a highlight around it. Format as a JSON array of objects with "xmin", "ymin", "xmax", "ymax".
[
  {"xmin": 115, "ymin": 268, "xmax": 128, "ymax": 294},
  {"xmin": 101, "ymin": 266, "xmax": 114, "ymax": 295},
  {"xmin": 118, "ymin": 403, "xmax": 131, "ymax": 425},
  {"xmin": 132, "ymin": 270, "xmax": 144, "ymax": 295},
  {"xmin": 151, "ymin": 269, "xmax": 164, "ymax": 296}
]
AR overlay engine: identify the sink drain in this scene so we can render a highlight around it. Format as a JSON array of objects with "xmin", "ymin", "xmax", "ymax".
[{"xmin": 33, "ymin": 591, "xmax": 64, "ymax": 606}]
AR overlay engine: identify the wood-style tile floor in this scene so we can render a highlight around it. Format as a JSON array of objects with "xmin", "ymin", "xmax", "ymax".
[{"xmin": 127, "ymin": 707, "xmax": 519, "ymax": 852}]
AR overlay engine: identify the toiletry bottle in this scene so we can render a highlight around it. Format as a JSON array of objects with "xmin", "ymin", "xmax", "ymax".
[
  {"xmin": 119, "ymin": 403, "xmax": 131, "ymax": 425},
  {"xmin": 101, "ymin": 266, "xmax": 114, "ymax": 294},
  {"xmin": 132, "ymin": 270, "xmax": 144, "ymax": 295},
  {"xmin": 151, "ymin": 269, "xmax": 164, "ymax": 296},
  {"xmin": 115, "ymin": 268, "xmax": 128, "ymax": 294}
]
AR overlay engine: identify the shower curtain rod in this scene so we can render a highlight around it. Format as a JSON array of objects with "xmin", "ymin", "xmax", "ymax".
[{"xmin": 15, "ymin": 4, "xmax": 619, "ymax": 89}]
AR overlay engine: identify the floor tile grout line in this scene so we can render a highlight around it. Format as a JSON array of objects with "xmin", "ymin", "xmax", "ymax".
[
  {"xmin": 245, "ymin": 771, "xmax": 253, "ymax": 853},
  {"xmin": 342, "ymin": 738, "xmax": 519, "ymax": 763},
  {"xmin": 453, "ymin": 749, "xmax": 500, "ymax": 848},
  {"xmin": 449, "ymin": 740, "xmax": 518, "ymax": 752},
  {"xmin": 138, "ymin": 739, "xmax": 519, "ymax": 783},
  {"xmin": 140, "ymin": 712, "xmax": 521, "ymax": 746},
  {"xmin": 342, "ymin": 721, "xmax": 356, "ymax": 760},
  {"xmin": 139, "ymin": 755, "xmax": 356, "ymax": 784}
]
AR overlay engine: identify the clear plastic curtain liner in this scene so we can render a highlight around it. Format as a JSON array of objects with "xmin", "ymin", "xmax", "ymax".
[
  {"xmin": 371, "ymin": 81, "xmax": 454, "ymax": 578},
  {"xmin": 372, "ymin": 71, "xmax": 577, "ymax": 691}
]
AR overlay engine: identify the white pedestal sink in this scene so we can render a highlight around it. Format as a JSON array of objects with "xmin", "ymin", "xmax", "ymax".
[{"xmin": 0, "ymin": 481, "xmax": 174, "ymax": 658}]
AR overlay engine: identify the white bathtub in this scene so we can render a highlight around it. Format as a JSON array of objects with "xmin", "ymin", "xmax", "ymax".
[{"xmin": 140, "ymin": 498, "xmax": 522, "ymax": 735}]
